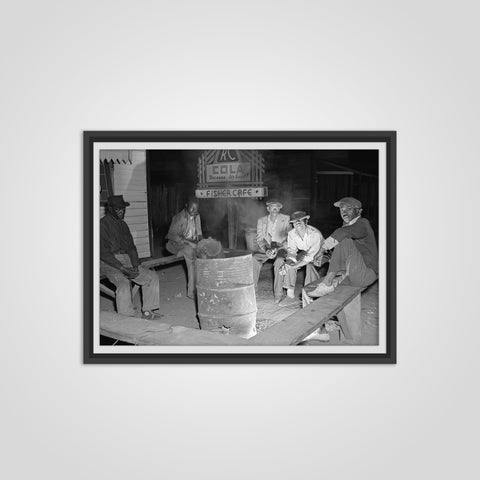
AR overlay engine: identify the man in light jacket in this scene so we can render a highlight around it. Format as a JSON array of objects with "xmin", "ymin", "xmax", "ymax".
[
  {"xmin": 278, "ymin": 211, "xmax": 323, "ymax": 307},
  {"xmin": 253, "ymin": 199, "xmax": 291, "ymax": 303}
]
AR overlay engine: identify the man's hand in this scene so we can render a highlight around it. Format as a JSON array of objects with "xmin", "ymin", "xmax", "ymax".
[
  {"xmin": 265, "ymin": 249, "xmax": 277, "ymax": 259},
  {"xmin": 322, "ymin": 236, "xmax": 338, "ymax": 251},
  {"xmin": 313, "ymin": 255, "xmax": 323, "ymax": 267},
  {"xmin": 121, "ymin": 266, "xmax": 138, "ymax": 279}
]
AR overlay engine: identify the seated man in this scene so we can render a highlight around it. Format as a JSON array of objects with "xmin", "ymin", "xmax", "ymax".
[
  {"xmin": 277, "ymin": 211, "xmax": 323, "ymax": 306},
  {"xmin": 100, "ymin": 195, "xmax": 160, "ymax": 319},
  {"xmin": 252, "ymin": 199, "xmax": 291, "ymax": 303},
  {"xmin": 308, "ymin": 197, "xmax": 378, "ymax": 297},
  {"xmin": 166, "ymin": 197, "xmax": 203, "ymax": 299}
]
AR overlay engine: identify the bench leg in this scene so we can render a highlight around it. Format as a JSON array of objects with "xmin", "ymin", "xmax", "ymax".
[
  {"xmin": 337, "ymin": 293, "xmax": 362, "ymax": 344},
  {"xmin": 100, "ymin": 283, "xmax": 116, "ymax": 298}
]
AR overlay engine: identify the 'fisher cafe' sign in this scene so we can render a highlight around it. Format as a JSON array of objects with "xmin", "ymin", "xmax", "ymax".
[{"xmin": 196, "ymin": 187, "xmax": 268, "ymax": 198}]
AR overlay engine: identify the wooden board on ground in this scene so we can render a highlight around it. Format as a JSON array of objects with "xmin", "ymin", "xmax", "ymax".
[
  {"xmin": 100, "ymin": 311, "xmax": 251, "ymax": 346},
  {"xmin": 250, "ymin": 285, "xmax": 362, "ymax": 345}
]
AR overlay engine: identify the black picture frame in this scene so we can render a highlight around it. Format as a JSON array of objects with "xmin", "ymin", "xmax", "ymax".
[{"xmin": 84, "ymin": 131, "xmax": 396, "ymax": 364}]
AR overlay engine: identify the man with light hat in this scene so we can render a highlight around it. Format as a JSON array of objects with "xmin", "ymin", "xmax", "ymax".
[
  {"xmin": 100, "ymin": 195, "xmax": 161, "ymax": 319},
  {"xmin": 277, "ymin": 211, "xmax": 323, "ymax": 307},
  {"xmin": 308, "ymin": 197, "xmax": 378, "ymax": 298},
  {"xmin": 252, "ymin": 199, "xmax": 291, "ymax": 302}
]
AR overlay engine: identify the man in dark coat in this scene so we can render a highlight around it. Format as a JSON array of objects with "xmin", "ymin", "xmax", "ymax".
[
  {"xmin": 308, "ymin": 197, "xmax": 378, "ymax": 297},
  {"xmin": 100, "ymin": 195, "xmax": 160, "ymax": 318}
]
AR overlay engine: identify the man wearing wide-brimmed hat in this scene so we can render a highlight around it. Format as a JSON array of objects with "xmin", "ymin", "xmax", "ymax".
[
  {"xmin": 253, "ymin": 199, "xmax": 291, "ymax": 302},
  {"xmin": 308, "ymin": 197, "xmax": 378, "ymax": 298},
  {"xmin": 100, "ymin": 195, "xmax": 161, "ymax": 319},
  {"xmin": 277, "ymin": 211, "xmax": 323, "ymax": 307}
]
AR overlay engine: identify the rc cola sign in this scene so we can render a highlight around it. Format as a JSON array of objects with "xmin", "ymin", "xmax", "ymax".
[
  {"xmin": 196, "ymin": 149, "xmax": 267, "ymax": 199},
  {"xmin": 206, "ymin": 162, "xmax": 251, "ymax": 182}
]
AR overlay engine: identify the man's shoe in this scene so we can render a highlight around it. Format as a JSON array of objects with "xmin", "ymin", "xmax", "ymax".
[
  {"xmin": 308, "ymin": 283, "xmax": 335, "ymax": 298},
  {"xmin": 278, "ymin": 296, "xmax": 300, "ymax": 307},
  {"xmin": 142, "ymin": 310, "xmax": 164, "ymax": 320},
  {"xmin": 274, "ymin": 295, "xmax": 283, "ymax": 304},
  {"xmin": 302, "ymin": 328, "xmax": 330, "ymax": 342}
]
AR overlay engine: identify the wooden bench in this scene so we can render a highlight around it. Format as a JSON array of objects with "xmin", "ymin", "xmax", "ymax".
[
  {"xmin": 100, "ymin": 255, "xmax": 184, "ymax": 299},
  {"xmin": 250, "ymin": 283, "xmax": 363, "ymax": 345},
  {"xmin": 100, "ymin": 311, "xmax": 252, "ymax": 346},
  {"xmin": 140, "ymin": 255, "xmax": 184, "ymax": 269}
]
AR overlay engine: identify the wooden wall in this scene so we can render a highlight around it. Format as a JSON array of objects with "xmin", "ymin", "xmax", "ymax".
[
  {"xmin": 146, "ymin": 149, "xmax": 379, "ymax": 255},
  {"xmin": 100, "ymin": 150, "xmax": 151, "ymax": 259}
]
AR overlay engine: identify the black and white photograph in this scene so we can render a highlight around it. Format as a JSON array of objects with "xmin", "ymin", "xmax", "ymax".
[
  {"xmin": 5, "ymin": 1, "xmax": 480, "ymax": 479},
  {"xmin": 85, "ymin": 131, "xmax": 396, "ymax": 363}
]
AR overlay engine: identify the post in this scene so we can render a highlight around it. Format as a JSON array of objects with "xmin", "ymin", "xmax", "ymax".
[{"xmin": 227, "ymin": 197, "xmax": 235, "ymax": 248}]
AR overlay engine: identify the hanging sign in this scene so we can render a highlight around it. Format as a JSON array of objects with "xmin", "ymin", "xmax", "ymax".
[
  {"xmin": 195, "ymin": 187, "xmax": 268, "ymax": 198},
  {"xmin": 206, "ymin": 163, "xmax": 251, "ymax": 182},
  {"xmin": 197, "ymin": 149, "xmax": 267, "ymax": 198}
]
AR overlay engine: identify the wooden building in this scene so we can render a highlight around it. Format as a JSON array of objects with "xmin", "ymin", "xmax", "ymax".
[
  {"xmin": 99, "ymin": 149, "xmax": 379, "ymax": 260},
  {"xmin": 100, "ymin": 150, "xmax": 151, "ymax": 259}
]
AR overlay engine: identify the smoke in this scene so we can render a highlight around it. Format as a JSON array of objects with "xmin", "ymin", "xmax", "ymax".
[
  {"xmin": 193, "ymin": 150, "xmax": 300, "ymax": 247},
  {"xmin": 235, "ymin": 198, "xmax": 268, "ymax": 229}
]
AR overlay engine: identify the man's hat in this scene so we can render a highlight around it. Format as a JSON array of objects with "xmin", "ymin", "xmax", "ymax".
[
  {"xmin": 266, "ymin": 198, "xmax": 282, "ymax": 207},
  {"xmin": 289, "ymin": 211, "xmax": 310, "ymax": 223},
  {"xmin": 106, "ymin": 195, "xmax": 130, "ymax": 208},
  {"xmin": 333, "ymin": 197, "xmax": 362, "ymax": 208}
]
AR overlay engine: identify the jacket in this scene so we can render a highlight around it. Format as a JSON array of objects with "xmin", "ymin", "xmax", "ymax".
[
  {"xmin": 286, "ymin": 225, "xmax": 323, "ymax": 263},
  {"xmin": 166, "ymin": 209, "xmax": 203, "ymax": 248},
  {"xmin": 100, "ymin": 213, "xmax": 140, "ymax": 269},
  {"xmin": 256, "ymin": 213, "xmax": 291, "ymax": 252},
  {"xmin": 331, "ymin": 217, "xmax": 378, "ymax": 273}
]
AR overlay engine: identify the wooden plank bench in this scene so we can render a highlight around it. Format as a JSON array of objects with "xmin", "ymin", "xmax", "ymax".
[
  {"xmin": 250, "ymin": 284, "xmax": 363, "ymax": 345},
  {"xmin": 100, "ymin": 255, "xmax": 184, "ymax": 299},
  {"xmin": 100, "ymin": 311, "xmax": 251, "ymax": 346},
  {"xmin": 140, "ymin": 255, "xmax": 184, "ymax": 269}
]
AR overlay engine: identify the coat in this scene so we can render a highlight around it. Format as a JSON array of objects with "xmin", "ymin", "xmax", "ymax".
[
  {"xmin": 256, "ymin": 213, "xmax": 291, "ymax": 252},
  {"xmin": 166, "ymin": 209, "xmax": 203, "ymax": 249}
]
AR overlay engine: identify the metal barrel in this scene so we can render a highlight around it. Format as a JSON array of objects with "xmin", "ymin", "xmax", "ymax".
[{"xmin": 196, "ymin": 252, "xmax": 257, "ymax": 338}]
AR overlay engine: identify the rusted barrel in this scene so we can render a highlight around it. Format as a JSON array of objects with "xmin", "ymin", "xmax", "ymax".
[{"xmin": 196, "ymin": 252, "xmax": 257, "ymax": 338}]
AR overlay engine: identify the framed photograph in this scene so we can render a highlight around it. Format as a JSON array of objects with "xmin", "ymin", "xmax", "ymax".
[{"xmin": 84, "ymin": 131, "xmax": 396, "ymax": 364}]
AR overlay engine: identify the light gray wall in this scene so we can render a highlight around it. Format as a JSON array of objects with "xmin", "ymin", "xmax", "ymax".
[{"xmin": 2, "ymin": 1, "xmax": 478, "ymax": 479}]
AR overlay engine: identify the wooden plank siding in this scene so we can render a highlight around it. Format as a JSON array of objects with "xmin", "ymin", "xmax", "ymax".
[{"xmin": 99, "ymin": 150, "xmax": 151, "ymax": 258}]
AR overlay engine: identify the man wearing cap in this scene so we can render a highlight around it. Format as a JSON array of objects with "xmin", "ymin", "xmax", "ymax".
[
  {"xmin": 252, "ymin": 199, "xmax": 291, "ymax": 302},
  {"xmin": 166, "ymin": 196, "xmax": 203, "ymax": 299},
  {"xmin": 308, "ymin": 197, "xmax": 378, "ymax": 297},
  {"xmin": 278, "ymin": 211, "xmax": 323, "ymax": 306},
  {"xmin": 100, "ymin": 195, "xmax": 161, "ymax": 319}
]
